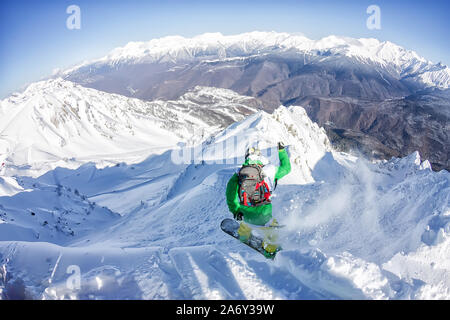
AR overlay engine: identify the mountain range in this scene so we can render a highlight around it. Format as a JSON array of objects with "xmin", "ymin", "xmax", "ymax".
[{"xmin": 58, "ymin": 32, "xmax": 450, "ymax": 171}]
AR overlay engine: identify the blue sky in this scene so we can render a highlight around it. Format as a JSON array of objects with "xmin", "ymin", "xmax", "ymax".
[{"xmin": 1, "ymin": 0, "xmax": 449, "ymax": 98}]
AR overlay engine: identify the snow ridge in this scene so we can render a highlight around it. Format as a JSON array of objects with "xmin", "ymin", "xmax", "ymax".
[{"xmin": 0, "ymin": 79, "xmax": 258, "ymax": 177}]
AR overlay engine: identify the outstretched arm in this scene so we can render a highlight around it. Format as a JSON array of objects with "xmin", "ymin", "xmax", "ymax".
[
  {"xmin": 226, "ymin": 173, "xmax": 241, "ymax": 215},
  {"xmin": 275, "ymin": 144, "xmax": 291, "ymax": 181}
]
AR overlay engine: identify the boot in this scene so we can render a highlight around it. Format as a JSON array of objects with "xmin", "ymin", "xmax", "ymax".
[{"xmin": 237, "ymin": 222, "xmax": 252, "ymax": 242}]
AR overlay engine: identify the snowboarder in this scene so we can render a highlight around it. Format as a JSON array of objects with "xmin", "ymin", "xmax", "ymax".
[{"xmin": 225, "ymin": 142, "xmax": 291, "ymax": 256}]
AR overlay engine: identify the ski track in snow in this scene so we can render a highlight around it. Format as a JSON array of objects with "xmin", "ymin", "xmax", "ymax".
[{"xmin": 0, "ymin": 87, "xmax": 449, "ymax": 300}]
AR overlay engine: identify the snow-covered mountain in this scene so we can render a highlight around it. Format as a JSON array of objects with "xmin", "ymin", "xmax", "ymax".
[
  {"xmin": 61, "ymin": 31, "xmax": 450, "ymax": 90},
  {"xmin": 0, "ymin": 85, "xmax": 448, "ymax": 299},
  {"xmin": 56, "ymin": 32, "xmax": 450, "ymax": 171},
  {"xmin": 0, "ymin": 79, "xmax": 260, "ymax": 177}
]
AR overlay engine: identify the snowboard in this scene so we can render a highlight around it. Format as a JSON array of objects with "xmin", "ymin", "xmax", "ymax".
[{"xmin": 220, "ymin": 218, "xmax": 282, "ymax": 260}]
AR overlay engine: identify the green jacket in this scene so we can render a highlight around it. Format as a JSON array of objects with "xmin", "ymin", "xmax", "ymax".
[{"xmin": 226, "ymin": 149, "xmax": 291, "ymax": 225}]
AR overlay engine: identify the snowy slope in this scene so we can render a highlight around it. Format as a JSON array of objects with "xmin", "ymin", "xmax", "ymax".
[
  {"xmin": 0, "ymin": 79, "xmax": 258, "ymax": 177},
  {"xmin": 61, "ymin": 31, "xmax": 450, "ymax": 90},
  {"xmin": 0, "ymin": 103, "xmax": 448, "ymax": 300}
]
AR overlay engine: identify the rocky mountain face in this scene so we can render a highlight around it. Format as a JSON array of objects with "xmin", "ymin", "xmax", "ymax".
[
  {"xmin": 299, "ymin": 88, "xmax": 450, "ymax": 171},
  {"xmin": 59, "ymin": 32, "xmax": 449, "ymax": 171}
]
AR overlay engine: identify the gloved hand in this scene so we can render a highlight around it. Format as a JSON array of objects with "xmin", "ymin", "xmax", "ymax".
[{"xmin": 277, "ymin": 142, "xmax": 285, "ymax": 150}]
